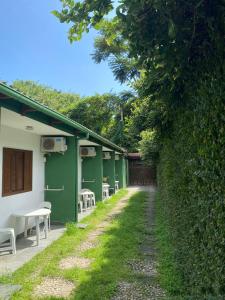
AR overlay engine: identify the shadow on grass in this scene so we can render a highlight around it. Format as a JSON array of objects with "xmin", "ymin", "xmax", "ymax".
[{"xmin": 72, "ymin": 191, "xmax": 149, "ymax": 300}]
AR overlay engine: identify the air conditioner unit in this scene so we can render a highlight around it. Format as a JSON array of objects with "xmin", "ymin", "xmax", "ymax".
[
  {"xmin": 41, "ymin": 137, "xmax": 67, "ymax": 153},
  {"xmin": 115, "ymin": 154, "xmax": 120, "ymax": 160},
  {"xmin": 80, "ymin": 147, "xmax": 96, "ymax": 157},
  {"xmin": 103, "ymin": 152, "xmax": 111, "ymax": 160}
]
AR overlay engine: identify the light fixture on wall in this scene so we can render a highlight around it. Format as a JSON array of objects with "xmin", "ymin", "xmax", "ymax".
[{"xmin": 25, "ymin": 125, "xmax": 34, "ymax": 131}]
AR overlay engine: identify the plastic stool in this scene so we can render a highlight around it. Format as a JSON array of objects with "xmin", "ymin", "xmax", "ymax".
[{"xmin": 0, "ymin": 228, "xmax": 16, "ymax": 255}]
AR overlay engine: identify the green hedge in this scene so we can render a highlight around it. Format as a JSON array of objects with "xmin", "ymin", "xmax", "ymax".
[{"xmin": 157, "ymin": 69, "xmax": 225, "ymax": 298}]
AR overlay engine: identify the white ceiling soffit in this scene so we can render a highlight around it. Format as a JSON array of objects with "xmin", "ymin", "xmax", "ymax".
[
  {"xmin": 102, "ymin": 146, "xmax": 114, "ymax": 152},
  {"xmin": 0, "ymin": 108, "xmax": 72, "ymax": 136},
  {"xmin": 79, "ymin": 139, "xmax": 99, "ymax": 146},
  {"xmin": 79, "ymin": 140, "xmax": 115, "ymax": 152}
]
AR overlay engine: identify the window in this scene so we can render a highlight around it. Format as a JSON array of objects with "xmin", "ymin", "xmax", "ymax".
[{"xmin": 2, "ymin": 148, "xmax": 33, "ymax": 196}]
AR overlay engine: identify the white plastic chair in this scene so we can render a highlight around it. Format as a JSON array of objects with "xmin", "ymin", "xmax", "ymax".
[
  {"xmin": 80, "ymin": 192, "xmax": 91, "ymax": 210},
  {"xmin": 102, "ymin": 184, "xmax": 110, "ymax": 200},
  {"xmin": 90, "ymin": 192, "xmax": 96, "ymax": 206},
  {"xmin": 80, "ymin": 189, "xmax": 95, "ymax": 209},
  {"xmin": 0, "ymin": 228, "xmax": 16, "ymax": 255},
  {"xmin": 39, "ymin": 201, "xmax": 51, "ymax": 231}
]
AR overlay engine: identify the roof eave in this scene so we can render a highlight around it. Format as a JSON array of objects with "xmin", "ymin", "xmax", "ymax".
[{"xmin": 0, "ymin": 83, "xmax": 126, "ymax": 153}]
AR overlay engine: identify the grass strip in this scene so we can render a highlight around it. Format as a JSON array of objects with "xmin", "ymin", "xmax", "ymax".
[{"xmin": 71, "ymin": 191, "xmax": 148, "ymax": 300}]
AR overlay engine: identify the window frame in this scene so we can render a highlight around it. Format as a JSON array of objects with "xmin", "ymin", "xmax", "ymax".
[{"xmin": 2, "ymin": 147, "xmax": 33, "ymax": 197}]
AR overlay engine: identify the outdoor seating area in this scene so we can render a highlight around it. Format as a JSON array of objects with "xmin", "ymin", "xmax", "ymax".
[
  {"xmin": 0, "ymin": 225, "xmax": 65, "ymax": 275},
  {"xmin": 0, "ymin": 202, "xmax": 52, "ymax": 256}
]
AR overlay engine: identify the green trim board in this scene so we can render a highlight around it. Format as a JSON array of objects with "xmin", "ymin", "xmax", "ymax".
[
  {"xmin": 115, "ymin": 156, "xmax": 124, "ymax": 188},
  {"xmin": 122, "ymin": 157, "xmax": 127, "ymax": 188},
  {"xmin": 103, "ymin": 152, "xmax": 116, "ymax": 192},
  {"xmin": 82, "ymin": 146, "xmax": 103, "ymax": 201},
  {"xmin": 115, "ymin": 157, "xmax": 127, "ymax": 188},
  {"xmin": 126, "ymin": 158, "xmax": 129, "ymax": 186},
  {"xmin": 45, "ymin": 136, "xmax": 78, "ymax": 223}
]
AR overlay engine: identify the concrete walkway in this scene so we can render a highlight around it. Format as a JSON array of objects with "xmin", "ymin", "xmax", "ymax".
[{"xmin": 0, "ymin": 225, "xmax": 65, "ymax": 275}]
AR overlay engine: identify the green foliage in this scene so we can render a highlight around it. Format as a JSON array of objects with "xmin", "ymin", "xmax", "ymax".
[
  {"xmin": 12, "ymin": 80, "xmax": 81, "ymax": 113},
  {"xmin": 12, "ymin": 80, "xmax": 136, "ymax": 149},
  {"xmin": 54, "ymin": 1, "xmax": 225, "ymax": 104},
  {"xmin": 66, "ymin": 222, "xmax": 78, "ymax": 235},
  {"xmin": 157, "ymin": 68, "xmax": 225, "ymax": 298},
  {"xmin": 52, "ymin": 0, "xmax": 113, "ymax": 42},
  {"xmin": 155, "ymin": 191, "xmax": 183, "ymax": 295},
  {"xmin": 63, "ymin": 93, "xmax": 118, "ymax": 135},
  {"xmin": 139, "ymin": 129, "xmax": 160, "ymax": 166}
]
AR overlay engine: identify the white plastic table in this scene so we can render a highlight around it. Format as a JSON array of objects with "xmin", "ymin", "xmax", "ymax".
[{"xmin": 12, "ymin": 208, "xmax": 51, "ymax": 246}]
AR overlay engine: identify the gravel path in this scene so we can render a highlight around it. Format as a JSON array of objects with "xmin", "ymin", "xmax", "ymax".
[
  {"xmin": 112, "ymin": 187, "xmax": 166, "ymax": 300},
  {"xmin": 33, "ymin": 187, "xmax": 140, "ymax": 299}
]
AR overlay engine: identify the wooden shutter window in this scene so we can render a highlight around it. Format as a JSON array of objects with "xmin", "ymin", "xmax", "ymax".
[{"xmin": 2, "ymin": 148, "xmax": 33, "ymax": 196}]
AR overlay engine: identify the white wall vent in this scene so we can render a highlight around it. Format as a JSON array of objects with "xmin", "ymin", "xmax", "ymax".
[
  {"xmin": 41, "ymin": 137, "xmax": 67, "ymax": 153},
  {"xmin": 103, "ymin": 152, "xmax": 111, "ymax": 160},
  {"xmin": 80, "ymin": 147, "xmax": 96, "ymax": 157}
]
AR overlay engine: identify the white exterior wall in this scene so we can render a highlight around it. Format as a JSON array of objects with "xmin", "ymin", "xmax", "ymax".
[{"xmin": 0, "ymin": 125, "xmax": 45, "ymax": 241}]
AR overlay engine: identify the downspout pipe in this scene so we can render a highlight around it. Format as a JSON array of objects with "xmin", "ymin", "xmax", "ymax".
[{"xmin": 75, "ymin": 132, "xmax": 90, "ymax": 222}]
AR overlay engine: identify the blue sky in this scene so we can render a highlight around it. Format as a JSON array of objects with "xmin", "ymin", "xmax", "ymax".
[{"xmin": 0, "ymin": 0, "xmax": 126, "ymax": 96}]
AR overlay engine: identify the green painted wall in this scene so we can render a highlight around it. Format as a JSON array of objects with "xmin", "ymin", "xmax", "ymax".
[
  {"xmin": 103, "ymin": 152, "xmax": 116, "ymax": 192},
  {"xmin": 45, "ymin": 136, "xmax": 78, "ymax": 223},
  {"xmin": 126, "ymin": 158, "xmax": 129, "ymax": 186},
  {"xmin": 115, "ymin": 156, "xmax": 126, "ymax": 188},
  {"xmin": 115, "ymin": 157, "xmax": 127, "ymax": 188},
  {"xmin": 82, "ymin": 146, "xmax": 103, "ymax": 201},
  {"xmin": 122, "ymin": 157, "xmax": 127, "ymax": 187}
]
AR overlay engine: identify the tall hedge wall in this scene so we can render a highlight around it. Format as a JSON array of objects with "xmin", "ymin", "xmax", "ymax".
[{"xmin": 157, "ymin": 69, "xmax": 225, "ymax": 298}]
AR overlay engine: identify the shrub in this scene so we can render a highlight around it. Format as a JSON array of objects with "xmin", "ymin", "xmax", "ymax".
[{"xmin": 157, "ymin": 68, "xmax": 225, "ymax": 298}]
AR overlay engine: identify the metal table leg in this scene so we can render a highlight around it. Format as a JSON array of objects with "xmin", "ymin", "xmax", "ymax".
[
  {"xmin": 35, "ymin": 216, "xmax": 40, "ymax": 246},
  {"xmin": 44, "ymin": 215, "xmax": 48, "ymax": 239}
]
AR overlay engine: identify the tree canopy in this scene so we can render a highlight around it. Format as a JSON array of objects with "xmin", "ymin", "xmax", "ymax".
[
  {"xmin": 12, "ymin": 80, "xmax": 81, "ymax": 113},
  {"xmin": 53, "ymin": 0, "xmax": 225, "ymax": 158},
  {"xmin": 12, "ymin": 80, "xmax": 136, "ymax": 149}
]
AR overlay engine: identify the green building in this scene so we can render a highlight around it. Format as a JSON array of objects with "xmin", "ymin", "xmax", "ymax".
[{"xmin": 0, "ymin": 83, "xmax": 127, "ymax": 232}]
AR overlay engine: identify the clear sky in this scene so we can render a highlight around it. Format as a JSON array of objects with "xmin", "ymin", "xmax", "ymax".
[{"xmin": 0, "ymin": 0, "xmax": 126, "ymax": 96}]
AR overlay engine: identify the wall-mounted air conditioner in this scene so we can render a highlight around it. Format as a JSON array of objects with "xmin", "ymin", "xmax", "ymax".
[
  {"xmin": 103, "ymin": 152, "xmax": 111, "ymax": 160},
  {"xmin": 41, "ymin": 136, "xmax": 67, "ymax": 153},
  {"xmin": 80, "ymin": 147, "xmax": 96, "ymax": 157},
  {"xmin": 115, "ymin": 154, "xmax": 120, "ymax": 160}
]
